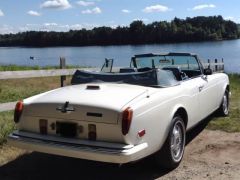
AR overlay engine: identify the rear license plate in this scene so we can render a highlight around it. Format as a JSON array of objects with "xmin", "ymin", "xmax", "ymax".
[{"xmin": 56, "ymin": 122, "xmax": 77, "ymax": 138}]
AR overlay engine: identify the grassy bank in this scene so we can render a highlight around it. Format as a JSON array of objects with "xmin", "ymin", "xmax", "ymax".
[
  {"xmin": 0, "ymin": 111, "xmax": 15, "ymax": 144},
  {"xmin": 0, "ymin": 65, "xmax": 84, "ymax": 71},
  {"xmin": 0, "ymin": 74, "xmax": 239, "ymax": 145},
  {"xmin": 0, "ymin": 76, "xmax": 67, "ymax": 103},
  {"xmin": 0, "ymin": 65, "xmax": 78, "ymax": 103}
]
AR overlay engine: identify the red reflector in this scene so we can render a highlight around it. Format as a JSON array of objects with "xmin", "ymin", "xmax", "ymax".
[
  {"xmin": 88, "ymin": 132, "xmax": 96, "ymax": 140},
  {"xmin": 138, "ymin": 129, "xmax": 146, "ymax": 137},
  {"xmin": 122, "ymin": 107, "xmax": 133, "ymax": 135},
  {"xmin": 39, "ymin": 119, "xmax": 48, "ymax": 135},
  {"xmin": 88, "ymin": 124, "xmax": 97, "ymax": 140},
  {"xmin": 14, "ymin": 101, "xmax": 24, "ymax": 123}
]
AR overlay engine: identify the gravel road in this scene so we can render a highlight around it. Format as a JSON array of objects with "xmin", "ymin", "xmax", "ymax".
[{"xmin": 0, "ymin": 121, "xmax": 239, "ymax": 180}]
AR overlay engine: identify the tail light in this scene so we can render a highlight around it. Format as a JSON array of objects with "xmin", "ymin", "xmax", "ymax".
[
  {"xmin": 122, "ymin": 107, "xmax": 133, "ymax": 135},
  {"xmin": 14, "ymin": 101, "xmax": 24, "ymax": 123}
]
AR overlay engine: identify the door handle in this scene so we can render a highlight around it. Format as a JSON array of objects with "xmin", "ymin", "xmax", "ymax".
[{"xmin": 199, "ymin": 85, "xmax": 204, "ymax": 92}]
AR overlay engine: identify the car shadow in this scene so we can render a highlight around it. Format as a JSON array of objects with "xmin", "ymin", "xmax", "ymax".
[
  {"xmin": 0, "ymin": 153, "xmax": 169, "ymax": 180},
  {"xmin": 186, "ymin": 114, "xmax": 214, "ymax": 145},
  {"xmin": 0, "ymin": 115, "xmax": 214, "ymax": 180}
]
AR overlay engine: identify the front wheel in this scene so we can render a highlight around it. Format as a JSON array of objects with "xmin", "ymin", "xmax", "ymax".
[
  {"xmin": 155, "ymin": 115, "xmax": 186, "ymax": 170},
  {"xmin": 218, "ymin": 90, "xmax": 229, "ymax": 116}
]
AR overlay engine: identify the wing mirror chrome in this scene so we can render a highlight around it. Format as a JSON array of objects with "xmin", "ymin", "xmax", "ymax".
[{"xmin": 204, "ymin": 68, "xmax": 213, "ymax": 75}]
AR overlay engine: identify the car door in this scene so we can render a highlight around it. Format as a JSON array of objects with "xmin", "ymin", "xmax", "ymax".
[
  {"xmin": 197, "ymin": 75, "xmax": 219, "ymax": 120},
  {"xmin": 180, "ymin": 78, "xmax": 202, "ymax": 128}
]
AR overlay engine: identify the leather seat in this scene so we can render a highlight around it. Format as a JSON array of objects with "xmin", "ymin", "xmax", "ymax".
[{"xmin": 162, "ymin": 67, "xmax": 187, "ymax": 81}]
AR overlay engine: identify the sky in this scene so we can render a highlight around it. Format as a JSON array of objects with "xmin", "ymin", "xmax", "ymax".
[{"xmin": 0, "ymin": 0, "xmax": 240, "ymax": 34}]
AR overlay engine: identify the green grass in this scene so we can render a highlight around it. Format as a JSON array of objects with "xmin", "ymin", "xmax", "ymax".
[
  {"xmin": 0, "ymin": 76, "xmax": 63, "ymax": 103},
  {"xmin": 207, "ymin": 74, "xmax": 240, "ymax": 132},
  {"xmin": 0, "ymin": 65, "xmax": 85, "ymax": 71},
  {"xmin": 0, "ymin": 65, "xmax": 87, "ymax": 103},
  {"xmin": 0, "ymin": 111, "xmax": 15, "ymax": 145}
]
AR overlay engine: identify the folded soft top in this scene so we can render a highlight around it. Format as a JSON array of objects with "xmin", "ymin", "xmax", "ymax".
[{"xmin": 71, "ymin": 69, "xmax": 179, "ymax": 87}]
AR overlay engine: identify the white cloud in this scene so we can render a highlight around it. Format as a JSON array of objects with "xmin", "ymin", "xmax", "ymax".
[
  {"xmin": 110, "ymin": 25, "xmax": 118, "ymax": 29},
  {"xmin": 122, "ymin": 9, "xmax": 131, "ymax": 13},
  {"xmin": 44, "ymin": 23, "xmax": 58, "ymax": 26},
  {"xmin": 77, "ymin": 1, "xmax": 95, "ymax": 6},
  {"xmin": 17, "ymin": 23, "xmax": 98, "ymax": 33},
  {"xmin": 143, "ymin": 4, "xmax": 170, "ymax": 13},
  {"xmin": 0, "ymin": 22, "xmax": 103, "ymax": 34},
  {"xmin": 192, "ymin": 4, "xmax": 216, "ymax": 10},
  {"xmin": 0, "ymin": 25, "xmax": 14, "ymax": 34},
  {"xmin": 41, "ymin": 0, "xmax": 71, "ymax": 9},
  {"xmin": 0, "ymin": 9, "xmax": 4, "ymax": 16},
  {"xmin": 224, "ymin": 16, "xmax": 234, "ymax": 21},
  {"xmin": 27, "ymin": 10, "xmax": 41, "ymax": 16},
  {"xmin": 69, "ymin": 24, "xmax": 83, "ymax": 30},
  {"xmin": 81, "ymin": 7, "xmax": 102, "ymax": 14}
]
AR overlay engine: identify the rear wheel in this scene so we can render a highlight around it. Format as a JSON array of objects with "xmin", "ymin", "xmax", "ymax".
[
  {"xmin": 218, "ymin": 90, "xmax": 229, "ymax": 116},
  {"xmin": 155, "ymin": 115, "xmax": 186, "ymax": 170}
]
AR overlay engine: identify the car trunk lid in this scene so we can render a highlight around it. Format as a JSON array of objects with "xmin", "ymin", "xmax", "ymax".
[{"xmin": 23, "ymin": 83, "xmax": 148, "ymax": 124}]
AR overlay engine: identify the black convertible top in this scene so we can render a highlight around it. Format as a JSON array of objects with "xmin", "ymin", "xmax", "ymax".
[{"xmin": 71, "ymin": 69, "xmax": 179, "ymax": 87}]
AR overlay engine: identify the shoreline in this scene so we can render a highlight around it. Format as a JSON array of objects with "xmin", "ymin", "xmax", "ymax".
[{"xmin": 0, "ymin": 38, "xmax": 239, "ymax": 48}]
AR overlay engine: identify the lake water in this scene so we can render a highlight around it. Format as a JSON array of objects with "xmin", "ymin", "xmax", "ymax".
[{"xmin": 0, "ymin": 39, "xmax": 240, "ymax": 73}]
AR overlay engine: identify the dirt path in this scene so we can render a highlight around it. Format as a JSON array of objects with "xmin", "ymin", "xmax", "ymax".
[
  {"xmin": 0, "ymin": 129, "xmax": 240, "ymax": 180},
  {"xmin": 162, "ymin": 130, "xmax": 240, "ymax": 180}
]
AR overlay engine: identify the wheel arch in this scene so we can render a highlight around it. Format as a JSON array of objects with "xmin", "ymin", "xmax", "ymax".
[
  {"xmin": 173, "ymin": 107, "xmax": 188, "ymax": 128},
  {"xmin": 226, "ymin": 84, "xmax": 230, "ymax": 92},
  {"xmin": 219, "ymin": 84, "xmax": 230, "ymax": 108},
  {"xmin": 225, "ymin": 84, "xmax": 230, "ymax": 99},
  {"xmin": 223, "ymin": 74, "xmax": 230, "ymax": 97}
]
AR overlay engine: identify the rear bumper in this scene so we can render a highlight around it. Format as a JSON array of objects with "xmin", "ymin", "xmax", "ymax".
[{"xmin": 7, "ymin": 131, "xmax": 148, "ymax": 164}]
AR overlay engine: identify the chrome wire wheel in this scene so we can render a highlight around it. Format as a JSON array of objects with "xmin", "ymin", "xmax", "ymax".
[
  {"xmin": 170, "ymin": 119, "xmax": 185, "ymax": 162},
  {"xmin": 154, "ymin": 115, "xmax": 186, "ymax": 169}
]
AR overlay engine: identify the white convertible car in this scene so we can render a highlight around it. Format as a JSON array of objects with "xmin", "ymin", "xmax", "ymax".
[{"xmin": 8, "ymin": 53, "xmax": 230, "ymax": 169}]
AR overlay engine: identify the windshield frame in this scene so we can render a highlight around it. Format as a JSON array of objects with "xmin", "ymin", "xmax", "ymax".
[{"xmin": 132, "ymin": 53, "xmax": 199, "ymax": 67}]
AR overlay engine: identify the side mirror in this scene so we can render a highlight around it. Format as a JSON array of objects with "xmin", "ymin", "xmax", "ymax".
[{"xmin": 204, "ymin": 68, "xmax": 212, "ymax": 75}]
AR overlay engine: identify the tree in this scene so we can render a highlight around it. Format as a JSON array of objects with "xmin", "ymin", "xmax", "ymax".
[{"xmin": 0, "ymin": 16, "xmax": 239, "ymax": 47}]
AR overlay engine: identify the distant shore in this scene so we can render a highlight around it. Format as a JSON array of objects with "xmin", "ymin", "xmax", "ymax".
[
  {"xmin": 0, "ymin": 38, "xmax": 239, "ymax": 48},
  {"xmin": 0, "ymin": 16, "xmax": 239, "ymax": 47}
]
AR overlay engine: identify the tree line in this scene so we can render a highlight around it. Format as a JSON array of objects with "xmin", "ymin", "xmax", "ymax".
[{"xmin": 0, "ymin": 16, "xmax": 239, "ymax": 47}]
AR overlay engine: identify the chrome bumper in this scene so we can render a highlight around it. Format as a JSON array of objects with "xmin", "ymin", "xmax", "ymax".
[{"xmin": 8, "ymin": 131, "xmax": 148, "ymax": 164}]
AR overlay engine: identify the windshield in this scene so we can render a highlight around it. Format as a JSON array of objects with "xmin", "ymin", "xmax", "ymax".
[{"xmin": 133, "ymin": 55, "xmax": 200, "ymax": 71}]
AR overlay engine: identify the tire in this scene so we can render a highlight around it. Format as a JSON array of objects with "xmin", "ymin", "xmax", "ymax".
[
  {"xmin": 155, "ymin": 115, "xmax": 186, "ymax": 170},
  {"xmin": 218, "ymin": 90, "xmax": 229, "ymax": 116}
]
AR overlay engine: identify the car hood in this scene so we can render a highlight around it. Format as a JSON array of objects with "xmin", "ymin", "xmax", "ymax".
[{"xmin": 24, "ymin": 83, "xmax": 150, "ymax": 112}]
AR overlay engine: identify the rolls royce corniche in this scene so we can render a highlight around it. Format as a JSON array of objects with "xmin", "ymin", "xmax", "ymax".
[{"xmin": 8, "ymin": 53, "xmax": 230, "ymax": 169}]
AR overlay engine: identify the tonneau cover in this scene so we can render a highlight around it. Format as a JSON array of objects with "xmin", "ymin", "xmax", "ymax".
[{"xmin": 71, "ymin": 69, "xmax": 178, "ymax": 87}]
